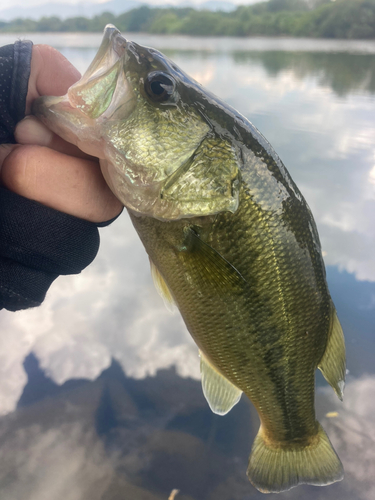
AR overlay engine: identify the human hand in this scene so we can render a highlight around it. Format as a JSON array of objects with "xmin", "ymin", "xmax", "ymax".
[{"xmin": 0, "ymin": 44, "xmax": 123, "ymax": 223}]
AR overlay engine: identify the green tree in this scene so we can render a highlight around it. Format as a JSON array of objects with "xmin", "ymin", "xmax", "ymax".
[
  {"xmin": 1, "ymin": 0, "xmax": 375, "ymax": 39},
  {"xmin": 90, "ymin": 12, "xmax": 116, "ymax": 32},
  {"xmin": 317, "ymin": 0, "xmax": 375, "ymax": 38},
  {"xmin": 179, "ymin": 10, "xmax": 224, "ymax": 35},
  {"xmin": 267, "ymin": 0, "xmax": 309, "ymax": 12},
  {"xmin": 61, "ymin": 16, "xmax": 91, "ymax": 32},
  {"xmin": 149, "ymin": 12, "xmax": 183, "ymax": 34},
  {"xmin": 116, "ymin": 6, "xmax": 154, "ymax": 32},
  {"xmin": 36, "ymin": 16, "xmax": 63, "ymax": 32}
]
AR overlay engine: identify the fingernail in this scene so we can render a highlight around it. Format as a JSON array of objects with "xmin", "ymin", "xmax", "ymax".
[{"xmin": 15, "ymin": 116, "xmax": 53, "ymax": 146}]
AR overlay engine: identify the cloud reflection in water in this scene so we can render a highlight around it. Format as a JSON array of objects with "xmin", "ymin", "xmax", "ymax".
[
  {"xmin": 0, "ymin": 214, "xmax": 200, "ymax": 415},
  {"xmin": 0, "ymin": 357, "xmax": 374, "ymax": 500},
  {"xmin": 0, "ymin": 36, "xmax": 374, "ymax": 498}
]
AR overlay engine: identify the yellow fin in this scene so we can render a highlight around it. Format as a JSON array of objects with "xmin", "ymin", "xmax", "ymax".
[
  {"xmin": 149, "ymin": 259, "xmax": 175, "ymax": 312},
  {"xmin": 247, "ymin": 423, "xmax": 344, "ymax": 493},
  {"xmin": 318, "ymin": 305, "xmax": 346, "ymax": 401},
  {"xmin": 200, "ymin": 351, "xmax": 242, "ymax": 415}
]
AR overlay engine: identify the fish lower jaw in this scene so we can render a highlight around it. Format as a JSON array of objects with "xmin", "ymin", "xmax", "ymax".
[{"xmin": 33, "ymin": 96, "xmax": 106, "ymax": 156}]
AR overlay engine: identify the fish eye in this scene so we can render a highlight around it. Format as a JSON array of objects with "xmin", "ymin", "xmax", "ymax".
[{"xmin": 144, "ymin": 72, "xmax": 175, "ymax": 102}]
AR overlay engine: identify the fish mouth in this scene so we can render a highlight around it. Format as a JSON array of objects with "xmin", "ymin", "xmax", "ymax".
[
  {"xmin": 32, "ymin": 24, "xmax": 136, "ymax": 154},
  {"xmin": 66, "ymin": 24, "xmax": 131, "ymax": 120}
]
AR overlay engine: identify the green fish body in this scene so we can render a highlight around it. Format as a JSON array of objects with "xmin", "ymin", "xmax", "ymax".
[{"xmin": 33, "ymin": 25, "xmax": 346, "ymax": 493}]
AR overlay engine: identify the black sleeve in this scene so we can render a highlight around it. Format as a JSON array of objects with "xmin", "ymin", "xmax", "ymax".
[
  {"xmin": 0, "ymin": 40, "xmax": 32, "ymax": 143},
  {"xmin": 0, "ymin": 41, "xmax": 117, "ymax": 311},
  {"xmin": 0, "ymin": 187, "xmax": 102, "ymax": 311}
]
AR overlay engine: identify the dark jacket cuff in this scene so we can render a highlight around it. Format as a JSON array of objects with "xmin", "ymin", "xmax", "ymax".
[
  {"xmin": 0, "ymin": 187, "xmax": 101, "ymax": 311},
  {"xmin": 0, "ymin": 40, "xmax": 33, "ymax": 143}
]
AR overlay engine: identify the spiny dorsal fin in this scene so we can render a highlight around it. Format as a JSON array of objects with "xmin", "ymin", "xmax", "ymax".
[
  {"xmin": 149, "ymin": 259, "xmax": 176, "ymax": 312},
  {"xmin": 200, "ymin": 351, "xmax": 242, "ymax": 415},
  {"xmin": 318, "ymin": 304, "xmax": 346, "ymax": 401}
]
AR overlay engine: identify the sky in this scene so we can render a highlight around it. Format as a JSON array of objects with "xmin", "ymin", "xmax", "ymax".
[{"xmin": 0, "ymin": 0, "xmax": 261, "ymax": 11}]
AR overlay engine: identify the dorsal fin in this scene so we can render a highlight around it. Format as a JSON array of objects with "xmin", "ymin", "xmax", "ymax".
[{"xmin": 200, "ymin": 351, "xmax": 242, "ymax": 415}]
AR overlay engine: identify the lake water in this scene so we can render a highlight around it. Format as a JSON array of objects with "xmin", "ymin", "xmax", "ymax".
[{"xmin": 0, "ymin": 33, "xmax": 375, "ymax": 500}]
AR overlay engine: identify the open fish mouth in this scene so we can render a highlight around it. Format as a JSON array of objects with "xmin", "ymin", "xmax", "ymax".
[
  {"xmin": 66, "ymin": 25, "xmax": 133, "ymax": 121},
  {"xmin": 32, "ymin": 25, "xmax": 136, "ymax": 157}
]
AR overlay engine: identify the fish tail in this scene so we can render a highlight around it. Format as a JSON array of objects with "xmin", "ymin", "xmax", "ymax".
[{"xmin": 247, "ymin": 423, "xmax": 344, "ymax": 493}]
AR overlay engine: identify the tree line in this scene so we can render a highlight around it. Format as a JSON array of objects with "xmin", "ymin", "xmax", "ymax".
[{"xmin": 1, "ymin": 0, "xmax": 375, "ymax": 39}]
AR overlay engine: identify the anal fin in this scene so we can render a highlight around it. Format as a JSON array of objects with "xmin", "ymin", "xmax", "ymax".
[
  {"xmin": 200, "ymin": 351, "xmax": 242, "ymax": 415},
  {"xmin": 318, "ymin": 304, "xmax": 346, "ymax": 401}
]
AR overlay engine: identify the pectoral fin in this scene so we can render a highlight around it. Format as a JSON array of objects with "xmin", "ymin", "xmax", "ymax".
[
  {"xmin": 180, "ymin": 227, "xmax": 247, "ymax": 294},
  {"xmin": 200, "ymin": 351, "xmax": 242, "ymax": 415},
  {"xmin": 150, "ymin": 259, "xmax": 176, "ymax": 312},
  {"xmin": 318, "ymin": 305, "xmax": 346, "ymax": 401}
]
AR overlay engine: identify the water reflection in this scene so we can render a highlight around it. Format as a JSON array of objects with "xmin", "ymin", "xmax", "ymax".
[
  {"xmin": 0, "ymin": 354, "xmax": 373, "ymax": 500},
  {"xmin": 0, "ymin": 34, "xmax": 374, "ymax": 498},
  {"xmin": 0, "ymin": 214, "xmax": 199, "ymax": 415},
  {"xmin": 232, "ymin": 52, "xmax": 375, "ymax": 97}
]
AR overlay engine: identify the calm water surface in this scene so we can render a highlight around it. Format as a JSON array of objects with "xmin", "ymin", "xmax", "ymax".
[{"xmin": 0, "ymin": 33, "xmax": 374, "ymax": 500}]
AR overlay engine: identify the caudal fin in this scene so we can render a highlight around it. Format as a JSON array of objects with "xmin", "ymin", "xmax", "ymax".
[{"xmin": 247, "ymin": 423, "xmax": 344, "ymax": 493}]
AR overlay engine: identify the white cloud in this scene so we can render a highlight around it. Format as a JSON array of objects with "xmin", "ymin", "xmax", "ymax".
[
  {"xmin": 32, "ymin": 214, "xmax": 199, "ymax": 383},
  {"xmin": 0, "ymin": 422, "xmax": 114, "ymax": 500}
]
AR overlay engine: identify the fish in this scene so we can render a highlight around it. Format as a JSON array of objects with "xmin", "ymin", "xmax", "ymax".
[{"xmin": 33, "ymin": 25, "xmax": 346, "ymax": 493}]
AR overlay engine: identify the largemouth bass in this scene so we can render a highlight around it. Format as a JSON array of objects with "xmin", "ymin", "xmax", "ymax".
[{"xmin": 33, "ymin": 25, "xmax": 346, "ymax": 493}]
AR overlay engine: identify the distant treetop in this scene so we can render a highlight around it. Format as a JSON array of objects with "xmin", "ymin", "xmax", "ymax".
[{"xmin": 1, "ymin": 0, "xmax": 375, "ymax": 39}]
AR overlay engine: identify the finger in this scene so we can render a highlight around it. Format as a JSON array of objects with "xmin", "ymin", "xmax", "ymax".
[
  {"xmin": 26, "ymin": 45, "xmax": 81, "ymax": 114},
  {"xmin": 14, "ymin": 116, "xmax": 94, "ymax": 160},
  {"xmin": 1, "ymin": 145, "xmax": 123, "ymax": 223},
  {"xmin": 0, "ymin": 144, "xmax": 20, "ymax": 170}
]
